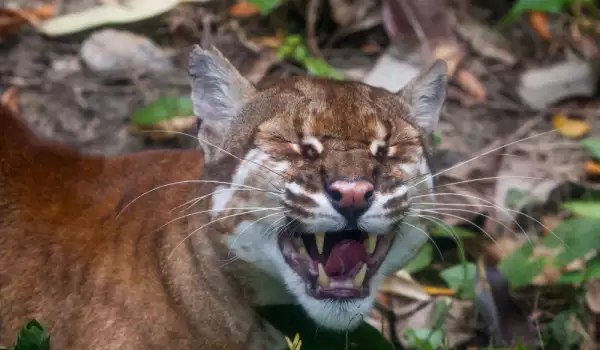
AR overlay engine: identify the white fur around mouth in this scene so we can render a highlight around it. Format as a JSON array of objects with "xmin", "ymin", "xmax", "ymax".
[{"xmin": 278, "ymin": 229, "xmax": 395, "ymax": 300}]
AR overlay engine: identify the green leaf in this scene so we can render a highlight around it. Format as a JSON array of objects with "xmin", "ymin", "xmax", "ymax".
[
  {"xmin": 544, "ymin": 217, "xmax": 600, "ymax": 268},
  {"xmin": 547, "ymin": 309, "xmax": 583, "ymax": 348},
  {"xmin": 131, "ymin": 96, "xmax": 194, "ymax": 126},
  {"xmin": 586, "ymin": 255, "xmax": 600, "ymax": 279},
  {"xmin": 563, "ymin": 201, "xmax": 600, "ymax": 219},
  {"xmin": 430, "ymin": 223, "xmax": 475, "ymax": 238},
  {"xmin": 505, "ymin": 188, "xmax": 537, "ymax": 210},
  {"xmin": 13, "ymin": 320, "xmax": 50, "ymax": 350},
  {"xmin": 404, "ymin": 328, "xmax": 444, "ymax": 350},
  {"xmin": 582, "ymin": 138, "xmax": 600, "ymax": 160},
  {"xmin": 433, "ymin": 133, "xmax": 441, "ymax": 146},
  {"xmin": 498, "ymin": 242, "xmax": 545, "ymax": 288},
  {"xmin": 404, "ymin": 243, "xmax": 433, "ymax": 274},
  {"xmin": 499, "ymin": 0, "xmax": 573, "ymax": 25},
  {"xmin": 256, "ymin": 305, "xmax": 394, "ymax": 350},
  {"xmin": 440, "ymin": 263, "xmax": 476, "ymax": 300},
  {"xmin": 247, "ymin": 0, "xmax": 282, "ymax": 15},
  {"xmin": 558, "ymin": 270, "xmax": 586, "ymax": 284},
  {"xmin": 508, "ymin": 0, "xmax": 569, "ymax": 16}
]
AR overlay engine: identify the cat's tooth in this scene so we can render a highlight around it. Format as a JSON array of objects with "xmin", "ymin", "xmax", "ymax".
[
  {"xmin": 366, "ymin": 235, "xmax": 377, "ymax": 255},
  {"xmin": 315, "ymin": 232, "xmax": 325, "ymax": 255},
  {"xmin": 353, "ymin": 263, "xmax": 367, "ymax": 288},
  {"xmin": 298, "ymin": 245, "xmax": 308, "ymax": 256},
  {"xmin": 317, "ymin": 263, "xmax": 330, "ymax": 287}
]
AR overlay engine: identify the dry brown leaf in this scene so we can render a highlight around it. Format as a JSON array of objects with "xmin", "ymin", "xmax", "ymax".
[
  {"xmin": 0, "ymin": 3, "xmax": 56, "ymax": 37},
  {"xmin": 249, "ymin": 36, "xmax": 282, "ymax": 49},
  {"xmin": 563, "ymin": 258, "xmax": 585, "ymax": 273},
  {"xmin": 433, "ymin": 42, "xmax": 464, "ymax": 76},
  {"xmin": 529, "ymin": 11, "xmax": 552, "ymax": 40},
  {"xmin": 228, "ymin": 2, "xmax": 260, "ymax": 18},
  {"xmin": 532, "ymin": 264, "xmax": 562, "ymax": 286},
  {"xmin": 380, "ymin": 270, "xmax": 431, "ymax": 301},
  {"xmin": 0, "ymin": 86, "xmax": 19, "ymax": 114},
  {"xmin": 570, "ymin": 22, "xmax": 600, "ymax": 58},
  {"xmin": 0, "ymin": 3, "xmax": 56, "ymax": 25},
  {"xmin": 584, "ymin": 160, "xmax": 600, "ymax": 176},
  {"xmin": 130, "ymin": 116, "xmax": 196, "ymax": 140},
  {"xmin": 360, "ymin": 42, "xmax": 379, "ymax": 54},
  {"xmin": 484, "ymin": 236, "xmax": 525, "ymax": 264},
  {"xmin": 552, "ymin": 114, "xmax": 590, "ymax": 138},
  {"xmin": 456, "ymin": 70, "xmax": 487, "ymax": 101},
  {"xmin": 571, "ymin": 22, "xmax": 583, "ymax": 42},
  {"xmin": 245, "ymin": 50, "xmax": 278, "ymax": 85},
  {"xmin": 586, "ymin": 279, "xmax": 600, "ymax": 313}
]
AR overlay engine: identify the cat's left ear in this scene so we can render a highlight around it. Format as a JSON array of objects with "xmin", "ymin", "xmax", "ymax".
[
  {"xmin": 398, "ymin": 59, "xmax": 448, "ymax": 134},
  {"xmin": 188, "ymin": 45, "xmax": 256, "ymax": 123}
]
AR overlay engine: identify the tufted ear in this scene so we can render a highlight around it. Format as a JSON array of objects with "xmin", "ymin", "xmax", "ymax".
[
  {"xmin": 399, "ymin": 59, "xmax": 448, "ymax": 134},
  {"xmin": 188, "ymin": 45, "xmax": 256, "ymax": 123}
]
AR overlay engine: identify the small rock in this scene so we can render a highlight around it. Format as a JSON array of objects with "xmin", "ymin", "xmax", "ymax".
[
  {"xmin": 50, "ymin": 56, "xmax": 81, "ymax": 80},
  {"xmin": 80, "ymin": 29, "xmax": 174, "ymax": 77},
  {"xmin": 362, "ymin": 46, "xmax": 420, "ymax": 92},
  {"xmin": 517, "ymin": 59, "xmax": 599, "ymax": 109}
]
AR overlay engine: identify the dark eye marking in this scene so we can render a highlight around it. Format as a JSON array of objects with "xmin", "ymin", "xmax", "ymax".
[
  {"xmin": 370, "ymin": 140, "xmax": 388, "ymax": 161},
  {"xmin": 292, "ymin": 136, "xmax": 323, "ymax": 160}
]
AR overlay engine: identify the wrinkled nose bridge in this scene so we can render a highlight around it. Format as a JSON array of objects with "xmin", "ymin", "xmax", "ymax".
[{"xmin": 324, "ymin": 149, "xmax": 374, "ymax": 181}]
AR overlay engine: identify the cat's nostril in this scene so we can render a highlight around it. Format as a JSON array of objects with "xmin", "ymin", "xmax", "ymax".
[
  {"xmin": 327, "ymin": 180, "xmax": 375, "ymax": 209},
  {"xmin": 329, "ymin": 189, "xmax": 343, "ymax": 201}
]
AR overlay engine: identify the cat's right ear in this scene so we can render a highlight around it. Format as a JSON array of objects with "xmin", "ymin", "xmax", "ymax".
[
  {"xmin": 398, "ymin": 59, "xmax": 448, "ymax": 134},
  {"xmin": 188, "ymin": 45, "xmax": 256, "ymax": 123}
]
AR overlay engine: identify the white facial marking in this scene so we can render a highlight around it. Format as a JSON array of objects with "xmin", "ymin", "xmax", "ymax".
[
  {"xmin": 285, "ymin": 182, "xmax": 346, "ymax": 232},
  {"xmin": 369, "ymin": 140, "xmax": 386, "ymax": 157},
  {"xmin": 291, "ymin": 143, "xmax": 302, "ymax": 155},
  {"xmin": 211, "ymin": 148, "xmax": 264, "ymax": 217},
  {"xmin": 375, "ymin": 120, "xmax": 387, "ymax": 139},
  {"xmin": 359, "ymin": 184, "xmax": 408, "ymax": 234},
  {"xmin": 301, "ymin": 136, "xmax": 323, "ymax": 154}
]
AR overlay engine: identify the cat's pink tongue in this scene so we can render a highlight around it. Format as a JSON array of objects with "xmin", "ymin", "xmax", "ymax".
[{"xmin": 324, "ymin": 240, "xmax": 367, "ymax": 276}]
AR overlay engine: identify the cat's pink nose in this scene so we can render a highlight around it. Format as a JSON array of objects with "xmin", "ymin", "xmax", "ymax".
[{"xmin": 327, "ymin": 180, "xmax": 374, "ymax": 209}]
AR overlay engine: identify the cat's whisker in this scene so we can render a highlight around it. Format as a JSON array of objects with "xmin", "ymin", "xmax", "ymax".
[
  {"xmin": 275, "ymin": 216, "xmax": 299, "ymax": 238},
  {"xmin": 408, "ymin": 130, "xmax": 556, "ymax": 189},
  {"xmin": 261, "ymin": 216, "xmax": 289, "ymax": 238},
  {"xmin": 398, "ymin": 220, "xmax": 444, "ymax": 261},
  {"xmin": 229, "ymin": 211, "xmax": 290, "ymax": 250},
  {"xmin": 171, "ymin": 188, "xmax": 271, "ymax": 213},
  {"xmin": 410, "ymin": 210, "xmax": 504, "ymax": 253},
  {"xmin": 412, "ymin": 213, "xmax": 470, "ymax": 264},
  {"xmin": 220, "ymin": 214, "xmax": 290, "ymax": 268},
  {"xmin": 167, "ymin": 208, "xmax": 285, "ymax": 259},
  {"xmin": 409, "ymin": 191, "xmax": 529, "ymax": 238},
  {"xmin": 414, "ymin": 201, "xmax": 573, "ymax": 253},
  {"xmin": 116, "ymin": 180, "xmax": 280, "ymax": 218},
  {"xmin": 432, "ymin": 175, "xmax": 548, "ymax": 190},
  {"xmin": 415, "ymin": 207, "xmax": 523, "ymax": 241},
  {"xmin": 409, "ymin": 209, "xmax": 503, "ymax": 253},
  {"xmin": 153, "ymin": 206, "xmax": 285, "ymax": 234}
]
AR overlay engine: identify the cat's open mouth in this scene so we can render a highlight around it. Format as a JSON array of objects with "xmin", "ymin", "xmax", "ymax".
[{"xmin": 279, "ymin": 229, "xmax": 395, "ymax": 300}]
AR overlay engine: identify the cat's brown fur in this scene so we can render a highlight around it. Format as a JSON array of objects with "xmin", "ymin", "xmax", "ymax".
[
  {"xmin": 0, "ymin": 102, "xmax": 281, "ymax": 349},
  {"xmin": 0, "ymin": 45, "xmax": 447, "ymax": 349}
]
